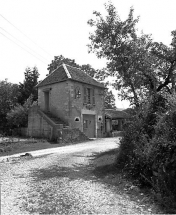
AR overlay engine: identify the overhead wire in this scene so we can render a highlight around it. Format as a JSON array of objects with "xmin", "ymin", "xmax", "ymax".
[
  {"xmin": 0, "ymin": 14, "xmax": 53, "ymax": 58},
  {"xmin": 0, "ymin": 26, "xmax": 49, "ymax": 62},
  {"xmin": 0, "ymin": 31, "xmax": 48, "ymax": 64}
]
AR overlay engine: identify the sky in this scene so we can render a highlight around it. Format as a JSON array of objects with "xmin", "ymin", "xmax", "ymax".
[{"xmin": 0, "ymin": 0, "xmax": 176, "ymax": 109}]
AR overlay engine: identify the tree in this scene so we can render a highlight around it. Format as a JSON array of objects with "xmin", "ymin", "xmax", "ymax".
[
  {"xmin": 18, "ymin": 66, "xmax": 39, "ymax": 105},
  {"xmin": 47, "ymin": 55, "xmax": 96, "ymax": 77},
  {"xmin": 87, "ymin": 3, "xmax": 176, "ymax": 107},
  {"xmin": 104, "ymin": 89, "xmax": 116, "ymax": 109},
  {"xmin": 7, "ymin": 96, "xmax": 34, "ymax": 128},
  {"xmin": 0, "ymin": 79, "xmax": 18, "ymax": 132},
  {"xmin": 47, "ymin": 55, "xmax": 79, "ymax": 74},
  {"xmin": 103, "ymin": 82, "xmax": 116, "ymax": 109},
  {"xmin": 80, "ymin": 64, "xmax": 96, "ymax": 77}
]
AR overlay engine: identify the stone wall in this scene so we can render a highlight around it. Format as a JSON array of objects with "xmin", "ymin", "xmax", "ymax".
[
  {"xmin": 38, "ymin": 82, "xmax": 70, "ymax": 124},
  {"xmin": 38, "ymin": 80, "xmax": 105, "ymax": 138},
  {"xmin": 28, "ymin": 106, "xmax": 52, "ymax": 139},
  {"xmin": 68, "ymin": 80, "xmax": 105, "ymax": 137},
  {"xmin": 57, "ymin": 128, "xmax": 89, "ymax": 143}
]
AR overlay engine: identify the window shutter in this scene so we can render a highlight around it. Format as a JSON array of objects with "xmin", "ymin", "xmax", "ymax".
[
  {"xmin": 92, "ymin": 89, "xmax": 95, "ymax": 105},
  {"xmin": 83, "ymin": 87, "xmax": 87, "ymax": 104}
]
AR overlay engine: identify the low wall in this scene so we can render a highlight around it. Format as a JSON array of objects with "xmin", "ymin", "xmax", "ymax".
[
  {"xmin": 57, "ymin": 128, "xmax": 89, "ymax": 143},
  {"xmin": 12, "ymin": 127, "xmax": 28, "ymax": 137},
  {"xmin": 28, "ymin": 106, "xmax": 52, "ymax": 139},
  {"xmin": 20, "ymin": 127, "xmax": 28, "ymax": 136},
  {"xmin": 112, "ymin": 131, "xmax": 124, "ymax": 137}
]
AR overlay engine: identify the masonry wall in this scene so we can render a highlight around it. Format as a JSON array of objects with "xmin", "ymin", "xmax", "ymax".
[
  {"xmin": 38, "ymin": 82, "xmax": 70, "ymax": 124},
  {"xmin": 28, "ymin": 106, "xmax": 52, "ymax": 138},
  {"xmin": 68, "ymin": 80, "xmax": 105, "ymax": 137},
  {"xmin": 38, "ymin": 80, "xmax": 105, "ymax": 138}
]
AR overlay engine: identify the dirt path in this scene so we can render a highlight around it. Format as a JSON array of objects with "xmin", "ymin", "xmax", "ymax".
[{"xmin": 1, "ymin": 138, "xmax": 162, "ymax": 214}]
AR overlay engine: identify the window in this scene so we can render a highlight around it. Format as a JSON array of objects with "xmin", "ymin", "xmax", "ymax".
[
  {"xmin": 83, "ymin": 87, "xmax": 95, "ymax": 105},
  {"xmin": 87, "ymin": 88, "xmax": 91, "ymax": 104},
  {"xmin": 98, "ymin": 116, "xmax": 102, "ymax": 122},
  {"xmin": 75, "ymin": 86, "xmax": 81, "ymax": 99},
  {"xmin": 74, "ymin": 117, "xmax": 80, "ymax": 122}
]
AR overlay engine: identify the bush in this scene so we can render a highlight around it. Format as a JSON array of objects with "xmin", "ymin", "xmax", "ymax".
[
  {"xmin": 116, "ymin": 93, "xmax": 176, "ymax": 210},
  {"xmin": 6, "ymin": 96, "xmax": 34, "ymax": 129},
  {"xmin": 117, "ymin": 114, "xmax": 153, "ymax": 186}
]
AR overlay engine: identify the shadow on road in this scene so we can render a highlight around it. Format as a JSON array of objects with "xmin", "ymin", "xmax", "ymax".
[
  {"xmin": 31, "ymin": 163, "xmax": 99, "ymax": 183},
  {"xmin": 27, "ymin": 148, "xmax": 164, "ymax": 214}
]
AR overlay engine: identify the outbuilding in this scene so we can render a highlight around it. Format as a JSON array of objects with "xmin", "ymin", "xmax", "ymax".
[{"xmin": 105, "ymin": 109, "xmax": 129, "ymax": 136}]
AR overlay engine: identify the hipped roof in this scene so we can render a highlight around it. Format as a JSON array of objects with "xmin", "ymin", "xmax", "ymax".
[{"xmin": 37, "ymin": 63, "xmax": 105, "ymax": 88}]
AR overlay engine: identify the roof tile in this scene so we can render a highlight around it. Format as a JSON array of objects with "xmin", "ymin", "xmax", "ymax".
[
  {"xmin": 37, "ymin": 65, "xmax": 67, "ymax": 87},
  {"xmin": 66, "ymin": 64, "xmax": 104, "ymax": 88},
  {"xmin": 37, "ymin": 64, "xmax": 105, "ymax": 88}
]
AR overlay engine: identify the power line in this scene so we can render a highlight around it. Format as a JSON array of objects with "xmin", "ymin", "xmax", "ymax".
[
  {"xmin": 0, "ymin": 31, "xmax": 48, "ymax": 64},
  {"xmin": 0, "ymin": 14, "xmax": 53, "ymax": 58},
  {"xmin": 0, "ymin": 26, "xmax": 49, "ymax": 62}
]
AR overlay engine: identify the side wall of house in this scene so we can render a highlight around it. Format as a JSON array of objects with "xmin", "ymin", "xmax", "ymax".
[
  {"xmin": 28, "ymin": 106, "xmax": 52, "ymax": 138},
  {"xmin": 38, "ymin": 82, "xmax": 70, "ymax": 124}
]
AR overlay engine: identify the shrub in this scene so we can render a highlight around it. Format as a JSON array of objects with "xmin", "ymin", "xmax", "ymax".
[
  {"xmin": 7, "ymin": 95, "xmax": 34, "ymax": 129},
  {"xmin": 116, "ymin": 93, "xmax": 176, "ymax": 210}
]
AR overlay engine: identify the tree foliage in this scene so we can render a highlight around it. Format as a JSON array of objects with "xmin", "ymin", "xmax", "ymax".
[
  {"xmin": 7, "ymin": 96, "xmax": 34, "ymax": 128},
  {"xmin": 0, "ymin": 80, "xmax": 18, "ymax": 132},
  {"xmin": 88, "ymin": 3, "xmax": 176, "ymax": 107},
  {"xmin": 104, "ymin": 89, "xmax": 116, "ymax": 109},
  {"xmin": 47, "ymin": 55, "xmax": 79, "ymax": 74},
  {"xmin": 88, "ymin": 2, "xmax": 176, "ymax": 209},
  {"xmin": 47, "ymin": 55, "xmax": 96, "ymax": 77},
  {"xmin": 18, "ymin": 66, "xmax": 39, "ymax": 105},
  {"xmin": 104, "ymin": 82, "xmax": 116, "ymax": 109},
  {"xmin": 117, "ymin": 94, "xmax": 176, "ymax": 210}
]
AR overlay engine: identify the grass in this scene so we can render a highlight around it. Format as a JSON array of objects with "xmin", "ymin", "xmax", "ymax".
[
  {"xmin": 0, "ymin": 136, "xmax": 88, "ymax": 157},
  {"xmin": 91, "ymin": 148, "xmax": 173, "ymax": 214}
]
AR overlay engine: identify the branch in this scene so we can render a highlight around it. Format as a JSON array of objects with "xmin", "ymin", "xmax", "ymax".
[
  {"xmin": 165, "ymin": 85, "xmax": 172, "ymax": 94},
  {"xmin": 156, "ymin": 61, "xmax": 175, "ymax": 92}
]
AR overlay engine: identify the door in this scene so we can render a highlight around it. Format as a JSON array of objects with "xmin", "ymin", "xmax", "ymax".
[
  {"xmin": 44, "ymin": 91, "xmax": 50, "ymax": 112},
  {"xmin": 83, "ymin": 114, "xmax": 95, "ymax": 138}
]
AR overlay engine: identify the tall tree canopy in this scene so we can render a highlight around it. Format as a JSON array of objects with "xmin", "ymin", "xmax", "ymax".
[
  {"xmin": 103, "ymin": 82, "xmax": 116, "ymax": 109},
  {"xmin": 0, "ymin": 79, "xmax": 18, "ymax": 132},
  {"xmin": 88, "ymin": 3, "xmax": 176, "ymax": 107},
  {"xmin": 47, "ymin": 55, "xmax": 79, "ymax": 74},
  {"xmin": 47, "ymin": 55, "xmax": 96, "ymax": 77},
  {"xmin": 104, "ymin": 89, "xmax": 116, "ymax": 109},
  {"xmin": 18, "ymin": 66, "xmax": 39, "ymax": 105}
]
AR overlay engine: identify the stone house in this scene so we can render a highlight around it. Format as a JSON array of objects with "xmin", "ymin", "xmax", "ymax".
[{"xmin": 28, "ymin": 63, "xmax": 105, "ymax": 141}]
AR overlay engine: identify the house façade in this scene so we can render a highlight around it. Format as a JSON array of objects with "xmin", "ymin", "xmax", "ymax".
[{"xmin": 28, "ymin": 63, "xmax": 105, "ymax": 140}]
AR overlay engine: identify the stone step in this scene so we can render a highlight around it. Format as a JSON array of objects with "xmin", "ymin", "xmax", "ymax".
[{"xmin": 43, "ymin": 111, "xmax": 68, "ymax": 126}]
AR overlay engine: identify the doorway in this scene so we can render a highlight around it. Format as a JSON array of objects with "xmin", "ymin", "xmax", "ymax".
[
  {"xmin": 83, "ymin": 114, "xmax": 95, "ymax": 138},
  {"xmin": 44, "ymin": 91, "xmax": 50, "ymax": 112}
]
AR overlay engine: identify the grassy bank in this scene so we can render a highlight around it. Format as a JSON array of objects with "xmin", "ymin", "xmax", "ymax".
[
  {"xmin": 0, "ymin": 136, "xmax": 89, "ymax": 157},
  {"xmin": 92, "ymin": 148, "xmax": 168, "ymax": 214}
]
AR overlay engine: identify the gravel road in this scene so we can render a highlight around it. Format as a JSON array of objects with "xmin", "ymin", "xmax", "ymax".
[{"xmin": 1, "ymin": 138, "xmax": 161, "ymax": 214}]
